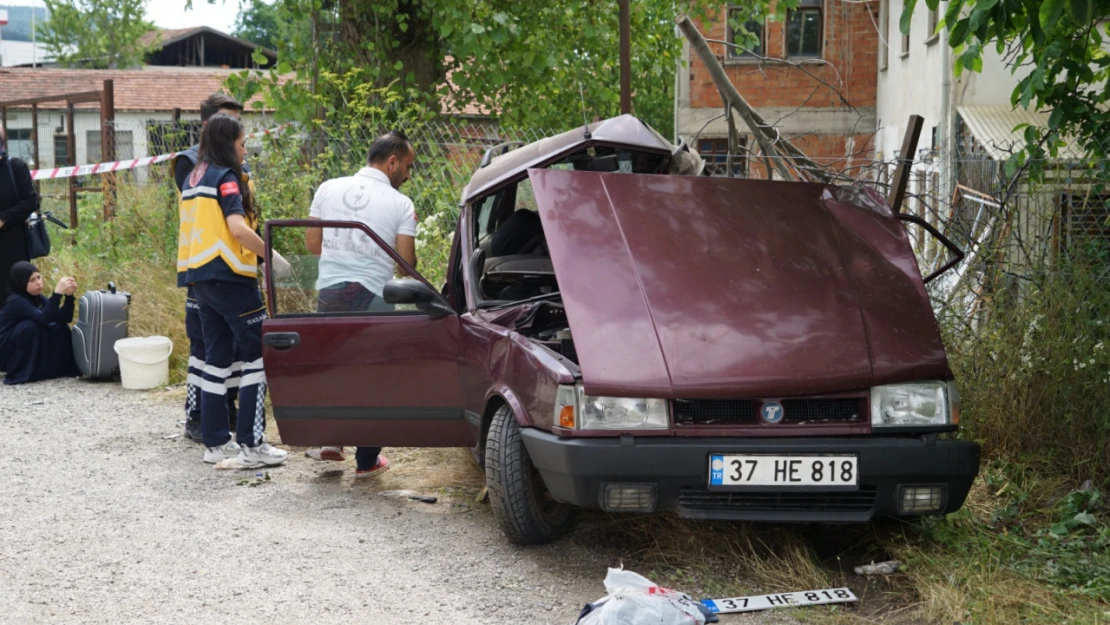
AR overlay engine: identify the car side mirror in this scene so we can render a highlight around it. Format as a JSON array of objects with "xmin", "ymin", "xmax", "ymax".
[{"xmin": 383, "ymin": 278, "xmax": 455, "ymax": 317}]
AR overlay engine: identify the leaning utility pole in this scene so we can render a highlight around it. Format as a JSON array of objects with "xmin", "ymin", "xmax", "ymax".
[{"xmin": 674, "ymin": 13, "xmax": 834, "ymax": 183}]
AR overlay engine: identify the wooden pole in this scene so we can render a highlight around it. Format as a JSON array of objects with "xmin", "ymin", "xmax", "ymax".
[
  {"xmin": 31, "ymin": 104, "xmax": 39, "ymax": 171},
  {"xmin": 100, "ymin": 80, "xmax": 116, "ymax": 219},
  {"xmin": 619, "ymin": 0, "xmax": 631, "ymax": 115},
  {"xmin": 888, "ymin": 114, "xmax": 924, "ymax": 213},
  {"xmin": 67, "ymin": 102, "xmax": 77, "ymax": 233}
]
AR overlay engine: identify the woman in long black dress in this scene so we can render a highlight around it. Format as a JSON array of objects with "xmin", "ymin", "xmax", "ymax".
[
  {"xmin": 0, "ymin": 261, "xmax": 80, "ymax": 385},
  {"xmin": 0, "ymin": 128, "xmax": 40, "ymax": 304}
]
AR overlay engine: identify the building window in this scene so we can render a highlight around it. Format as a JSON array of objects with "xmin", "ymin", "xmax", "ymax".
[
  {"xmin": 879, "ymin": 0, "xmax": 889, "ymax": 70},
  {"xmin": 53, "ymin": 135, "xmax": 69, "ymax": 167},
  {"xmin": 698, "ymin": 137, "xmax": 748, "ymax": 177},
  {"xmin": 87, "ymin": 130, "xmax": 135, "ymax": 162},
  {"xmin": 7, "ymin": 128, "xmax": 33, "ymax": 163},
  {"xmin": 927, "ymin": 6, "xmax": 939, "ymax": 43},
  {"xmin": 786, "ymin": 0, "xmax": 823, "ymax": 58},
  {"xmin": 726, "ymin": 6, "xmax": 765, "ymax": 59},
  {"xmin": 1057, "ymin": 193, "xmax": 1110, "ymax": 252}
]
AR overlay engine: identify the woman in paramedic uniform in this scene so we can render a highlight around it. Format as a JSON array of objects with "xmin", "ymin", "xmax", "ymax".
[{"xmin": 177, "ymin": 113, "xmax": 290, "ymax": 468}]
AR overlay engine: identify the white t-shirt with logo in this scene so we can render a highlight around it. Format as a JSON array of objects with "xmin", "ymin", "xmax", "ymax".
[{"xmin": 309, "ymin": 167, "xmax": 418, "ymax": 295}]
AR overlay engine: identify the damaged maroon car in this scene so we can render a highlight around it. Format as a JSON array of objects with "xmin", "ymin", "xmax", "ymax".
[{"xmin": 261, "ymin": 115, "xmax": 980, "ymax": 545}]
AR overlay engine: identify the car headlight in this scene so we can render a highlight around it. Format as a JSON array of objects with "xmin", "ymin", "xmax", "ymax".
[
  {"xmin": 870, "ymin": 381, "xmax": 953, "ymax": 429},
  {"xmin": 553, "ymin": 384, "xmax": 669, "ymax": 430}
]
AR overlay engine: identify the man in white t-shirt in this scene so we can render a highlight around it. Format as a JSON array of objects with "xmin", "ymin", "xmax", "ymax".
[{"xmin": 303, "ymin": 130, "xmax": 419, "ymax": 476}]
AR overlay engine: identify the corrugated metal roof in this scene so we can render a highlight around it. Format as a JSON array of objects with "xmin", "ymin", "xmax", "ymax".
[{"xmin": 957, "ymin": 105, "xmax": 1083, "ymax": 160}]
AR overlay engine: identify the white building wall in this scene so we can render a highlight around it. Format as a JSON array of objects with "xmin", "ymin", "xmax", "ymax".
[
  {"xmin": 3, "ymin": 109, "xmax": 268, "ymax": 169},
  {"xmin": 875, "ymin": 0, "xmax": 1028, "ymax": 161}
]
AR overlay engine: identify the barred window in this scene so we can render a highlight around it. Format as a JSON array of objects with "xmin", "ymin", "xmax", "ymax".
[
  {"xmin": 698, "ymin": 137, "xmax": 748, "ymax": 177},
  {"xmin": 87, "ymin": 130, "xmax": 135, "ymax": 162}
]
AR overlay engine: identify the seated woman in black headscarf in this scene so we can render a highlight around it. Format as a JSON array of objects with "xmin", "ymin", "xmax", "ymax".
[{"xmin": 0, "ymin": 261, "xmax": 80, "ymax": 385}]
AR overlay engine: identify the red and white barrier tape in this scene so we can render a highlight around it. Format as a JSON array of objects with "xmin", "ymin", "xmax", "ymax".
[{"xmin": 28, "ymin": 123, "xmax": 293, "ymax": 181}]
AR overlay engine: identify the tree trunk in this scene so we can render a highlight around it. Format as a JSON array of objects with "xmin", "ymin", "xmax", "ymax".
[{"xmin": 338, "ymin": 0, "xmax": 443, "ymax": 98}]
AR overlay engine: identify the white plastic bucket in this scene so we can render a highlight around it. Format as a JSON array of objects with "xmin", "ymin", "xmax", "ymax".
[{"xmin": 113, "ymin": 336, "xmax": 174, "ymax": 390}]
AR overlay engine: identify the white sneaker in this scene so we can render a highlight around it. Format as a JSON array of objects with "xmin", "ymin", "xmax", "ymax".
[
  {"xmin": 234, "ymin": 442, "xmax": 288, "ymax": 468},
  {"xmin": 203, "ymin": 440, "xmax": 241, "ymax": 464}
]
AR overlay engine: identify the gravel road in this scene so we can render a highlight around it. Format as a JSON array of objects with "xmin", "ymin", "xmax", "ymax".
[{"xmin": 0, "ymin": 378, "xmax": 803, "ymax": 625}]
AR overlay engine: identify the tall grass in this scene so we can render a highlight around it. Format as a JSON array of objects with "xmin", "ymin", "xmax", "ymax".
[
  {"xmin": 937, "ymin": 251, "xmax": 1110, "ymax": 487},
  {"xmin": 37, "ymin": 176, "xmax": 190, "ymax": 384}
]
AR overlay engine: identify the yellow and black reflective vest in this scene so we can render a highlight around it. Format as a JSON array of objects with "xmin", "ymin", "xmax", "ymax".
[{"xmin": 176, "ymin": 163, "xmax": 258, "ymax": 286}]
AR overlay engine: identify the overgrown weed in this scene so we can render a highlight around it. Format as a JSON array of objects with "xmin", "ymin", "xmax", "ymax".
[
  {"xmin": 881, "ymin": 460, "xmax": 1110, "ymax": 624},
  {"xmin": 937, "ymin": 251, "xmax": 1110, "ymax": 486}
]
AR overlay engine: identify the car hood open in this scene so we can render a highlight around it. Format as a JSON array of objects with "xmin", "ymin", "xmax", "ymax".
[{"xmin": 528, "ymin": 169, "xmax": 951, "ymax": 399}]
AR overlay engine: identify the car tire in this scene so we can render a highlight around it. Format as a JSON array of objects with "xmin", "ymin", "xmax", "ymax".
[{"xmin": 485, "ymin": 404, "xmax": 575, "ymax": 545}]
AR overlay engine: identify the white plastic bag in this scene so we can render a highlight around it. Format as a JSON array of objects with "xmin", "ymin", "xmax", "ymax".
[{"xmin": 576, "ymin": 568, "xmax": 707, "ymax": 625}]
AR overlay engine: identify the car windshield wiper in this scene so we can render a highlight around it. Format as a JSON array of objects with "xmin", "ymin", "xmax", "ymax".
[{"xmin": 481, "ymin": 291, "xmax": 562, "ymax": 311}]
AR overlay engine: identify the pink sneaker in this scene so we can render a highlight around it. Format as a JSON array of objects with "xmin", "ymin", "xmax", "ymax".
[
  {"xmin": 355, "ymin": 455, "xmax": 390, "ymax": 479},
  {"xmin": 305, "ymin": 447, "xmax": 346, "ymax": 461}
]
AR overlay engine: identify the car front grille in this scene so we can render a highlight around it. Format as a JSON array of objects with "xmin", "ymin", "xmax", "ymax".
[
  {"xmin": 673, "ymin": 399, "xmax": 756, "ymax": 425},
  {"xmin": 780, "ymin": 399, "xmax": 865, "ymax": 423},
  {"xmin": 673, "ymin": 398, "xmax": 866, "ymax": 425},
  {"xmin": 678, "ymin": 486, "xmax": 878, "ymax": 513}
]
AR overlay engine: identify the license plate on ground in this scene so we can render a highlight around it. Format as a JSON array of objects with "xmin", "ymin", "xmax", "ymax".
[
  {"xmin": 708, "ymin": 454, "xmax": 858, "ymax": 487},
  {"xmin": 702, "ymin": 588, "xmax": 858, "ymax": 614}
]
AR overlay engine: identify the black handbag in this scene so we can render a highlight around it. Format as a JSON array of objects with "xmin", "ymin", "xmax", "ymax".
[{"xmin": 5, "ymin": 158, "xmax": 49, "ymax": 259}]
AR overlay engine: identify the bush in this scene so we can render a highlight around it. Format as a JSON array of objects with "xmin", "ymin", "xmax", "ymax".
[{"xmin": 939, "ymin": 251, "xmax": 1110, "ymax": 487}]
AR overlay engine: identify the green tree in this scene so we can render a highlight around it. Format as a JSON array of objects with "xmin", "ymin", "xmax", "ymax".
[
  {"xmin": 37, "ymin": 0, "xmax": 155, "ymax": 69},
  {"xmin": 232, "ymin": 0, "xmax": 311, "ymax": 54},
  {"xmin": 228, "ymin": 0, "xmax": 740, "ymax": 137},
  {"xmin": 901, "ymin": 0, "xmax": 1110, "ymax": 170}
]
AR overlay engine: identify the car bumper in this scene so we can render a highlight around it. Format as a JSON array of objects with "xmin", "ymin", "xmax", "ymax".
[{"xmin": 520, "ymin": 430, "xmax": 981, "ymax": 522}]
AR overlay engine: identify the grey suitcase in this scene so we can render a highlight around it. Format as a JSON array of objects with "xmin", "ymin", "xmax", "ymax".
[{"xmin": 72, "ymin": 282, "xmax": 130, "ymax": 379}]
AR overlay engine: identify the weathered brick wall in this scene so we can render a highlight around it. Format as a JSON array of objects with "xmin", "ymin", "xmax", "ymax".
[{"xmin": 689, "ymin": 0, "xmax": 879, "ymax": 161}]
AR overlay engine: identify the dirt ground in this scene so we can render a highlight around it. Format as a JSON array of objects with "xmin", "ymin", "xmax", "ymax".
[{"xmin": 0, "ymin": 378, "xmax": 819, "ymax": 625}]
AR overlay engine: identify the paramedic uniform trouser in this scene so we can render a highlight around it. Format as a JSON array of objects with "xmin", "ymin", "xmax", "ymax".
[
  {"xmin": 192, "ymin": 280, "xmax": 268, "ymax": 449},
  {"xmin": 185, "ymin": 292, "xmax": 240, "ymax": 426}
]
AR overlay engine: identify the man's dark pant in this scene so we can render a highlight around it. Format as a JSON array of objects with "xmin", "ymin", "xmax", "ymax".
[
  {"xmin": 193, "ymin": 280, "xmax": 268, "ymax": 449},
  {"xmin": 318, "ymin": 281, "xmax": 383, "ymax": 470}
]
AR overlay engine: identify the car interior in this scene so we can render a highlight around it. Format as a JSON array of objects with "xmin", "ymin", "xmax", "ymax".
[{"xmin": 470, "ymin": 147, "xmax": 670, "ymax": 307}]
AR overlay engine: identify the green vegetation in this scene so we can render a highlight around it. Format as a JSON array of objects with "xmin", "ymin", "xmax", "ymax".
[
  {"xmin": 885, "ymin": 463, "xmax": 1109, "ymax": 624},
  {"xmin": 37, "ymin": 0, "xmax": 154, "ymax": 69},
  {"xmin": 902, "ymin": 0, "xmax": 1110, "ymax": 173},
  {"xmin": 226, "ymin": 0, "xmax": 745, "ymax": 138}
]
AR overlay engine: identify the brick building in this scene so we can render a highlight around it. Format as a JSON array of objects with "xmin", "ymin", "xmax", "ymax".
[
  {"xmin": 0, "ymin": 68, "xmax": 273, "ymax": 169},
  {"xmin": 675, "ymin": 1, "xmax": 879, "ymax": 177}
]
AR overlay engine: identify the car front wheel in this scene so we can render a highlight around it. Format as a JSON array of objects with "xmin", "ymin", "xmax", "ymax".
[{"xmin": 485, "ymin": 404, "xmax": 575, "ymax": 545}]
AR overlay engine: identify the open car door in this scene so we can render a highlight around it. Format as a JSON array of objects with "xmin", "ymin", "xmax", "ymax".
[{"xmin": 260, "ymin": 219, "xmax": 473, "ymax": 448}]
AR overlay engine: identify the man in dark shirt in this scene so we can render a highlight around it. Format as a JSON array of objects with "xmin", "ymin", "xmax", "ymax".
[{"xmin": 172, "ymin": 94, "xmax": 247, "ymax": 443}]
